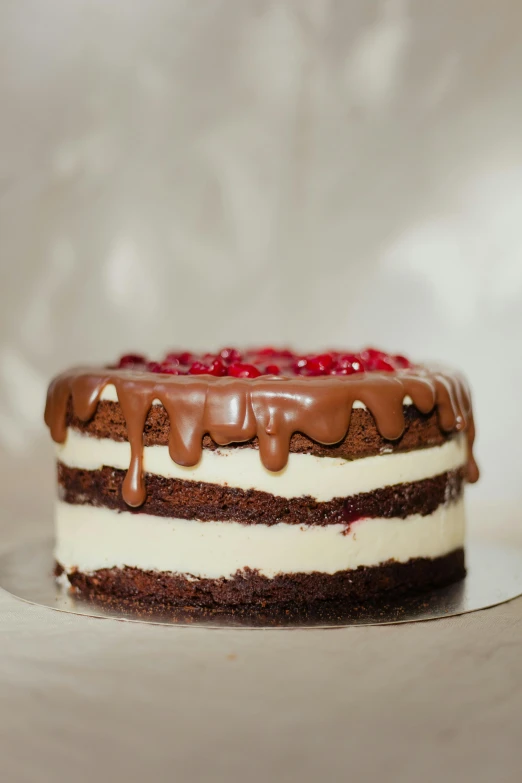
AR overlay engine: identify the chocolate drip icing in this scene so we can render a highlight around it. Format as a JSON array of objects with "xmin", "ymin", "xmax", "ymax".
[{"xmin": 45, "ymin": 367, "xmax": 478, "ymax": 508}]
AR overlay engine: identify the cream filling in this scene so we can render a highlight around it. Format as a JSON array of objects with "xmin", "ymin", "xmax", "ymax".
[
  {"xmin": 55, "ymin": 499, "xmax": 465, "ymax": 579},
  {"xmin": 57, "ymin": 429, "xmax": 467, "ymax": 502}
]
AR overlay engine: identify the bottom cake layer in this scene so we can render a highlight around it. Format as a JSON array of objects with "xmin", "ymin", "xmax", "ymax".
[{"xmin": 58, "ymin": 549, "xmax": 465, "ymax": 607}]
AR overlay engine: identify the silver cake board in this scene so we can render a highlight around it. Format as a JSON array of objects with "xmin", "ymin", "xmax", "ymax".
[{"xmin": 1, "ymin": 537, "xmax": 521, "ymax": 628}]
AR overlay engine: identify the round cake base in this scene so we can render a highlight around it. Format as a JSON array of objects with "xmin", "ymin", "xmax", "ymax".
[{"xmin": 0, "ymin": 537, "xmax": 520, "ymax": 628}]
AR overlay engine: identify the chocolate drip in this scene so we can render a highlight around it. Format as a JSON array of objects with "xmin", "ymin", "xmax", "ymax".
[{"xmin": 45, "ymin": 366, "xmax": 479, "ymax": 508}]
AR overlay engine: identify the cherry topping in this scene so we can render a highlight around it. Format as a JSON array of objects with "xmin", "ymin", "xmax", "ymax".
[
  {"xmin": 228, "ymin": 363, "xmax": 262, "ymax": 378},
  {"xmin": 265, "ymin": 364, "xmax": 281, "ymax": 375}
]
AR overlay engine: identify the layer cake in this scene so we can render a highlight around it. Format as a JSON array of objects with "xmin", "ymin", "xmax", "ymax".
[{"xmin": 44, "ymin": 348, "xmax": 478, "ymax": 608}]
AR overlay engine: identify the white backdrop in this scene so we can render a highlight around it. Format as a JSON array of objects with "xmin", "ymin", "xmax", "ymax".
[{"xmin": 1, "ymin": 0, "xmax": 522, "ymax": 520}]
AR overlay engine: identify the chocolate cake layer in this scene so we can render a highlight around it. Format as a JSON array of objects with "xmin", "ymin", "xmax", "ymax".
[
  {"xmin": 65, "ymin": 400, "xmax": 452, "ymax": 461},
  {"xmin": 57, "ymin": 464, "xmax": 465, "ymax": 526},
  {"xmin": 62, "ymin": 548, "xmax": 465, "ymax": 607}
]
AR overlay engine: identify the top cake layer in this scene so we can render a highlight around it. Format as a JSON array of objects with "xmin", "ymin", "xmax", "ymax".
[{"xmin": 45, "ymin": 347, "xmax": 478, "ymax": 511}]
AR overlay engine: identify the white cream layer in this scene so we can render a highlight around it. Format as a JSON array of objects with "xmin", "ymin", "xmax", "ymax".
[
  {"xmin": 57, "ymin": 429, "xmax": 467, "ymax": 502},
  {"xmin": 55, "ymin": 499, "xmax": 465, "ymax": 579}
]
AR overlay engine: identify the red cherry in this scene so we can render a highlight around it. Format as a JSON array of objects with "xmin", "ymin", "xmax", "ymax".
[
  {"xmin": 118, "ymin": 354, "xmax": 147, "ymax": 368},
  {"xmin": 264, "ymin": 364, "xmax": 281, "ymax": 375},
  {"xmin": 228, "ymin": 363, "xmax": 262, "ymax": 378}
]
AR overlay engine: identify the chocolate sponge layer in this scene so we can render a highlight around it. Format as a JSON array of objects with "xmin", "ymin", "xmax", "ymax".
[
  {"xmin": 65, "ymin": 400, "xmax": 451, "ymax": 460},
  {"xmin": 61, "ymin": 549, "xmax": 466, "ymax": 608},
  {"xmin": 58, "ymin": 464, "xmax": 464, "ymax": 526}
]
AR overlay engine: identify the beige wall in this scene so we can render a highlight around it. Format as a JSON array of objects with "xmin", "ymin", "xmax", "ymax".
[{"xmin": 1, "ymin": 0, "xmax": 522, "ymax": 519}]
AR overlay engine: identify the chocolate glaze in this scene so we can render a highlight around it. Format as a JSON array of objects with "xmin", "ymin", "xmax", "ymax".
[{"xmin": 45, "ymin": 367, "xmax": 478, "ymax": 508}]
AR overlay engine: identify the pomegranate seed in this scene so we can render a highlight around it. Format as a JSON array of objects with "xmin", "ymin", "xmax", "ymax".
[
  {"xmin": 162, "ymin": 356, "xmax": 180, "ymax": 368},
  {"xmin": 119, "ymin": 354, "xmax": 147, "ymax": 368},
  {"xmin": 188, "ymin": 361, "xmax": 212, "ymax": 375},
  {"xmin": 145, "ymin": 361, "xmax": 179, "ymax": 375},
  {"xmin": 257, "ymin": 348, "xmax": 294, "ymax": 359},
  {"xmin": 219, "ymin": 347, "xmax": 242, "ymax": 363},
  {"xmin": 334, "ymin": 354, "xmax": 364, "ymax": 374},
  {"xmin": 188, "ymin": 359, "xmax": 227, "ymax": 376},
  {"xmin": 371, "ymin": 357, "xmax": 396, "ymax": 372},
  {"xmin": 158, "ymin": 362, "xmax": 181, "ymax": 375},
  {"xmin": 393, "ymin": 355, "xmax": 412, "ymax": 369},
  {"xmin": 118, "ymin": 347, "xmax": 411, "ymax": 377},
  {"xmin": 299, "ymin": 353, "xmax": 334, "ymax": 375},
  {"xmin": 361, "ymin": 348, "xmax": 387, "ymax": 362},
  {"xmin": 209, "ymin": 358, "xmax": 227, "ymax": 376},
  {"xmin": 228, "ymin": 363, "xmax": 262, "ymax": 378}
]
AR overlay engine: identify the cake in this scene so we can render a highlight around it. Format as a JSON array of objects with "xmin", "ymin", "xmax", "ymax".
[{"xmin": 45, "ymin": 347, "xmax": 478, "ymax": 609}]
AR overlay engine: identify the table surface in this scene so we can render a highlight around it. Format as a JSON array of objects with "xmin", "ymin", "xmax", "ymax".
[{"xmin": 1, "ymin": 477, "xmax": 521, "ymax": 783}]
